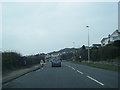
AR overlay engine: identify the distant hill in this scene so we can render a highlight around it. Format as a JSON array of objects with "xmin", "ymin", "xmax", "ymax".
[{"xmin": 48, "ymin": 48, "xmax": 80, "ymax": 55}]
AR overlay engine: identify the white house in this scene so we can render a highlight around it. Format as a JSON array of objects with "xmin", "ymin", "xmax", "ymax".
[
  {"xmin": 101, "ymin": 37, "xmax": 109, "ymax": 46},
  {"xmin": 101, "ymin": 29, "xmax": 120, "ymax": 46},
  {"xmin": 110, "ymin": 29, "xmax": 120, "ymax": 43}
]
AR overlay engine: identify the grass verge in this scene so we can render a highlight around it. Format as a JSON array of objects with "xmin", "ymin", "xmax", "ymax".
[{"xmin": 72, "ymin": 61, "xmax": 120, "ymax": 71}]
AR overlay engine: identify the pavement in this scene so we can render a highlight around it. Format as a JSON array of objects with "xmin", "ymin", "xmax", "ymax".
[
  {"xmin": 2, "ymin": 64, "xmax": 42, "ymax": 85},
  {"xmin": 2, "ymin": 61, "xmax": 119, "ymax": 88}
]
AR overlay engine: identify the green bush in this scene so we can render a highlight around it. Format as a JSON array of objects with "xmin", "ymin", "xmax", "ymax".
[
  {"xmin": 75, "ymin": 42, "xmax": 120, "ymax": 62},
  {"xmin": 2, "ymin": 52, "xmax": 22, "ymax": 70},
  {"xmin": 2, "ymin": 52, "xmax": 46, "ymax": 72},
  {"xmin": 112, "ymin": 40, "xmax": 120, "ymax": 48}
]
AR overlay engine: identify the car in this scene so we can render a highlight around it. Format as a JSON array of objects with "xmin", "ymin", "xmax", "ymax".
[{"xmin": 51, "ymin": 57, "xmax": 61, "ymax": 67}]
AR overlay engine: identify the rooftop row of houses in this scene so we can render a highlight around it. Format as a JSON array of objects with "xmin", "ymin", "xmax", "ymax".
[
  {"xmin": 48, "ymin": 29, "xmax": 120, "ymax": 57},
  {"xmin": 100, "ymin": 29, "xmax": 120, "ymax": 46}
]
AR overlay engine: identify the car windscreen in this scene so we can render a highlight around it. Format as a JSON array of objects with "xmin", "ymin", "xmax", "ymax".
[{"xmin": 52, "ymin": 58, "xmax": 61, "ymax": 62}]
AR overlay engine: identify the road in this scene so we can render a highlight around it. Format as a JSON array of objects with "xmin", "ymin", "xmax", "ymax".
[{"xmin": 3, "ymin": 61, "xmax": 118, "ymax": 88}]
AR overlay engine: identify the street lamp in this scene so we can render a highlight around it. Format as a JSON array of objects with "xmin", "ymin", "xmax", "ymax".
[
  {"xmin": 72, "ymin": 42, "xmax": 75, "ymax": 61},
  {"xmin": 86, "ymin": 26, "xmax": 90, "ymax": 63},
  {"xmin": 72, "ymin": 42, "xmax": 75, "ymax": 48}
]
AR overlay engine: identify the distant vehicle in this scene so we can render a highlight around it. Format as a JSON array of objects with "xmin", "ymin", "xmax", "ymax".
[{"xmin": 51, "ymin": 57, "xmax": 61, "ymax": 67}]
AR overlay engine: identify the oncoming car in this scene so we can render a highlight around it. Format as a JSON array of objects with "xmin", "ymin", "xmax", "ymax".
[{"xmin": 51, "ymin": 57, "xmax": 61, "ymax": 67}]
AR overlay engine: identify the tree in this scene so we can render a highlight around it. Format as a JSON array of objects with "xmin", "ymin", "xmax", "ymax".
[{"xmin": 82, "ymin": 45, "xmax": 86, "ymax": 50}]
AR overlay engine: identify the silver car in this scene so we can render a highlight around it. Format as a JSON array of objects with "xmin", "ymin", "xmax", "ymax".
[{"xmin": 51, "ymin": 57, "xmax": 61, "ymax": 67}]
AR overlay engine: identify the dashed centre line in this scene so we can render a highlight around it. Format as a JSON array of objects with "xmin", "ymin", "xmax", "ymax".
[
  {"xmin": 87, "ymin": 76, "xmax": 104, "ymax": 86},
  {"xmin": 76, "ymin": 70, "xmax": 83, "ymax": 74},
  {"xmin": 71, "ymin": 67, "xmax": 76, "ymax": 70},
  {"xmin": 65, "ymin": 64, "xmax": 105, "ymax": 86}
]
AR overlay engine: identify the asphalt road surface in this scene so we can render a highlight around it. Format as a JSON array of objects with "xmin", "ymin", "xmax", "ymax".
[{"xmin": 3, "ymin": 61, "xmax": 118, "ymax": 88}]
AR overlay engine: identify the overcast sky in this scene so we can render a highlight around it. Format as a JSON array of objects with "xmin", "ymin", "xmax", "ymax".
[{"xmin": 1, "ymin": 2, "xmax": 118, "ymax": 55}]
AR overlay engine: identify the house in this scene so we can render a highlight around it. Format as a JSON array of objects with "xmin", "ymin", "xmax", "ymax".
[
  {"xmin": 92, "ymin": 44, "xmax": 101, "ymax": 48},
  {"xmin": 101, "ymin": 37, "xmax": 109, "ymax": 46},
  {"xmin": 84, "ymin": 46, "xmax": 92, "ymax": 49},
  {"xmin": 101, "ymin": 29, "xmax": 120, "ymax": 46},
  {"xmin": 109, "ymin": 29, "xmax": 120, "ymax": 43}
]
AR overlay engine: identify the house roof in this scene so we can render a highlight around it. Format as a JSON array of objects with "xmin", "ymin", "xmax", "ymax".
[
  {"xmin": 92, "ymin": 44, "xmax": 101, "ymax": 46},
  {"xmin": 100, "ymin": 29, "xmax": 120, "ymax": 43},
  {"xmin": 92, "ymin": 44, "xmax": 101, "ymax": 47},
  {"xmin": 111, "ymin": 29, "xmax": 120, "ymax": 35},
  {"xmin": 100, "ymin": 37, "xmax": 108, "ymax": 42}
]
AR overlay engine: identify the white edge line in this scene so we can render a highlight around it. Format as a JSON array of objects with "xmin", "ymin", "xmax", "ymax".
[
  {"xmin": 76, "ymin": 70, "xmax": 83, "ymax": 74},
  {"xmin": 87, "ymin": 76, "xmax": 104, "ymax": 86}
]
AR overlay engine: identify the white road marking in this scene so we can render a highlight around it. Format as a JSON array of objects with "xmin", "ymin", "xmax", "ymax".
[
  {"xmin": 71, "ymin": 67, "xmax": 76, "ymax": 70},
  {"xmin": 76, "ymin": 70, "xmax": 83, "ymax": 74},
  {"xmin": 87, "ymin": 76, "xmax": 104, "ymax": 86},
  {"xmin": 64, "ymin": 64, "xmax": 104, "ymax": 86},
  {"xmin": 65, "ymin": 64, "xmax": 69, "ymax": 67},
  {"xmin": 25, "ymin": 74, "xmax": 28, "ymax": 76},
  {"xmin": 3, "ymin": 82, "xmax": 9, "ymax": 86},
  {"xmin": 65, "ymin": 65, "xmax": 83, "ymax": 74},
  {"xmin": 68, "ymin": 66, "xmax": 71, "ymax": 68},
  {"xmin": 35, "ymin": 69, "xmax": 41, "ymax": 72}
]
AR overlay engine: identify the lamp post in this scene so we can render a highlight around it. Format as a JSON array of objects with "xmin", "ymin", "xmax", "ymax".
[
  {"xmin": 73, "ymin": 42, "xmax": 75, "ymax": 48},
  {"xmin": 86, "ymin": 26, "xmax": 90, "ymax": 63},
  {"xmin": 72, "ymin": 42, "xmax": 75, "ymax": 61}
]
